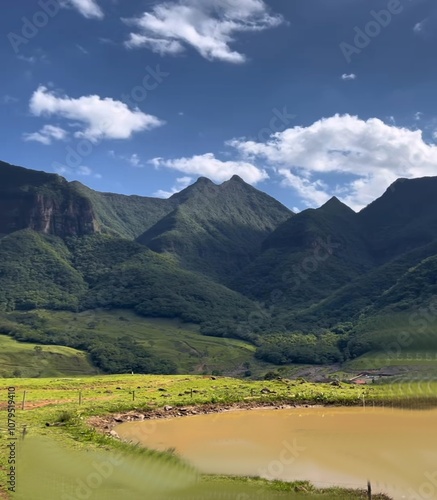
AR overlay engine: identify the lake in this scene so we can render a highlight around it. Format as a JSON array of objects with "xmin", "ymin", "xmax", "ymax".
[{"xmin": 115, "ymin": 407, "xmax": 437, "ymax": 499}]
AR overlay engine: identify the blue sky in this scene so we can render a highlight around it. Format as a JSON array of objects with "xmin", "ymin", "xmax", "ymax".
[{"xmin": 1, "ymin": 0, "xmax": 437, "ymax": 211}]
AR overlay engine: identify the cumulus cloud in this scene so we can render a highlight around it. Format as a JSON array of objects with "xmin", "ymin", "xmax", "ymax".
[
  {"xmin": 150, "ymin": 153, "xmax": 268, "ymax": 184},
  {"xmin": 341, "ymin": 73, "xmax": 356, "ymax": 80},
  {"xmin": 155, "ymin": 176, "xmax": 193, "ymax": 198},
  {"xmin": 29, "ymin": 86, "xmax": 164, "ymax": 143},
  {"xmin": 124, "ymin": 0, "xmax": 283, "ymax": 63},
  {"xmin": 278, "ymin": 170, "xmax": 331, "ymax": 207},
  {"xmin": 64, "ymin": 0, "xmax": 104, "ymax": 19},
  {"xmin": 228, "ymin": 114, "xmax": 437, "ymax": 210},
  {"xmin": 23, "ymin": 125, "xmax": 68, "ymax": 145}
]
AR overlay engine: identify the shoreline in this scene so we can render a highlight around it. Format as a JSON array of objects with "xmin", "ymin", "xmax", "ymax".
[{"xmin": 89, "ymin": 400, "xmax": 338, "ymax": 435}]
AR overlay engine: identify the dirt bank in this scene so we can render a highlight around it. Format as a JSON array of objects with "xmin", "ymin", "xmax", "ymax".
[{"xmin": 88, "ymin": 400, "xmax": 323, "ymax": 436}]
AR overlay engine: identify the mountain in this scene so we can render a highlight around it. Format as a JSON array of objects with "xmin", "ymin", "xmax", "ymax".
[
  {"xmin": 233, "ymin": 196, "xmax": 373, "ymax": 307},
  {"xmin": 359, "ymin": 176, "xmax": 437, "ymax": 262},
  {"xmin": 137, "ymin": 175, "xmax": 293, "ymax": 282},
  {"xmin": 1, "ymin": 160, "xmax": 437, "ymax": 375},
  {"xmin": 0, "ymin": 160, "xmax": 176, "ymax": 240},
  {"xmin": 70, "ymin": 181, "xmax": 177, "ymax": 239},
  {"xmin": 0, "ymin": 161, "xmax": 98, "ymax": 238},
  {"xmin": 0, "ymin": 229, "xmax": 86, "ymax": 311}
]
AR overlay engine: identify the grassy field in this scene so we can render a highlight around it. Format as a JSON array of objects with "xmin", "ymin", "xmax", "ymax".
[
  {"xmin": 344, "ymin": 350, "xmax": 437, "ymax": 372},
  {"xmin": 3, "ymin": 309, "xmax": 436, "ymax": 381},
  {"xmin": 1, "ymin": 309, "xmax": 285, "ymax": 377},
  {"xmin": 1, "ymin": 374, "xmax": 435, "ymax": 499},
  {"xmin": 0, "ymin": 334, "xmax": 97, "ymax": 378}
]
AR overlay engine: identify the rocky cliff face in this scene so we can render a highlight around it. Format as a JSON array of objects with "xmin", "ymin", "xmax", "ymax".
[
  {"xmin": 0, "ymin": 161, "xmax": 99, "ymax": 238},
  {"xmin": 0, "ymin": 189, "xmax": 98, "ymax": 238},
  {"xmin": 28, "ymin": 192, "xmax": 99, "ymax": 236}
]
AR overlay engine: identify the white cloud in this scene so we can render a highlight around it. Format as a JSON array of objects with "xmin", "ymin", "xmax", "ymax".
[
  {"xmin": 64, "ymin": 0, "xmax": 104, "ymax": 19},
  {"xmin": 414, "ymin": 111, "xmax": 423, "ymax": 121},
  {"xmin": 76, "ymin": 44, "xmax": 89, "ymax": 54},
  {"xmin": 23, "ymin": 125, "xmax": 68, "ymax": 145},
  {"xmin": 108, "ymin": 151, "xmax": 145, "ymax": 167},
  {"xmin": 128, "ymin": 153, "xmax": 142, "ymax": 167},
  {"xmin": 278, "ymin": 169, "xmax": 331, "ymax": 207},
  {"xmin": 1, "ymin": 95, "xmax": 18, "ymax": 105},
  {"xmin": 413, "ymin": 20, "xmax": 425, "ymax": 33},
  {"xmin": 54, "ymin": 164, "xmax": 101, "ymax": 179},
  {"xmin": 17, "ymin": 55, "xmax": 37, "ymax": 64},
  {"xmin": 17, "ymin": 49, "xmax": 49, "ymax": 65},
  {"xmin": 155, "ymin": 176, "xmax": 193, "ymax": 198},
  {"xmin": 125, "ymin": 34, "xmax": 184, "ymax": 55},
  {"xmin": 124, "ymin": 0, "xmax": 283, "ymax": 63},
  {"xmin": 341, "ymin": 73, "xmax": 356, "ymax": 81},
  {"xmin": 29, "ymin": 86, "xmax": 164, "ymax": 143},
  {"xmin": 228, "ymin": 114, "xmax": 437, "ymax": 210},
  {"xmin": 150, "ymin": 152, "xmax": 268, "ymax": 184},
  {"xmin": 77, "ymin": 165, "xmax": 92, "ymax": 175}
]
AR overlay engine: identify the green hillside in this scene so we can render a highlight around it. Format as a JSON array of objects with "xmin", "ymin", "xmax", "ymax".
[
  {"xmin": 138, "ymin": 176, "xmax": 292, "ymax": 282},
  {"xmin": 0, "ymin": 334, "xmax": 96, "ymax": 378},
  {"xmin": 233, "ymin": 197, "xmax": 372, "ymax": 306},
  {"xmin": 1, "ymin": 161, "xmax": 437, "ymax": 376},
  {"xmin": 71, "ymin": 181, "xmax": 176, "ymax": 239},
  {"xmin": 0, "ymin": 230, "xmax": 86, "ymax": 311},
  {"xmin": 0, "ymin": 309, "xmax": 280, "ymax": 377}
]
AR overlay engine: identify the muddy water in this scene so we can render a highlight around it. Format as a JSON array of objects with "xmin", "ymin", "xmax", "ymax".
[{"xmin": 115, "ymin": 407, "xmax": 437, "ymax": 499}]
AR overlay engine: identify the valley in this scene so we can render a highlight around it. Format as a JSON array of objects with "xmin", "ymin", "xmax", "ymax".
[
  {"xmin": 3, "ymin": 1, "xmax": 437, "ymax": 496},
  {"xmin": 1, "ymin": 161, "xmax": 437, "ymax": 378},
  {"xmin": 1, "ymin": 161, "xmax": 437, "ymax": 499}
]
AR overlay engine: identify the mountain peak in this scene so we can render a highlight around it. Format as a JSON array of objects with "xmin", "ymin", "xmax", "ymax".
[
  {"xmin": 229, "ymin": 174, "xmax": 245, "ymax": 183},
  {"xmin": 196, "ymin": 176, "xmax": 214, "ymax": 185},
  {"xmin": 320, "ymin": 196, "xmax": 355, "ymax": 214}
]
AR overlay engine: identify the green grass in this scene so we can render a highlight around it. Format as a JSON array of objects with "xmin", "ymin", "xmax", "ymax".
[
  {"xmin": 0, "ymin": 374, "xmax": 412, "ymax": 499},
  {"xmin": 0, "ymin": 334, "xmax": 97, "ymax": 378},
  {"xmin": 4, "ymin": 308, "xmax": 437, "ymax": 380},
  {"xmin": 3, "ymin": 309, "xmax": 279, "ymax": 377},
  {"xmin": 345, "ymin": 350, "xmax": 437, "ymax": 371}
]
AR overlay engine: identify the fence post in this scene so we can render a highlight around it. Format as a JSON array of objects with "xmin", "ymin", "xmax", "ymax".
[
  {"xmin": 21, "ymin": 391, "xmax": 26, "ymax": 410},
  {"xmin": 132, "ymin": 390, "xmax": 136, "ymax": 402},
  {"xmin": 79, "ymin": 391, "xmax": 82, "ymax": 405},
  {"xmin": 367, "ymin": 480, "xmax": 372, "ymax": 499}
]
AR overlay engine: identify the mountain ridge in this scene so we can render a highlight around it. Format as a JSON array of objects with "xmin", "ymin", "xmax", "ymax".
[{"xmin": 1, "ymin": 159, "xmax": 437, "ymax": 373}]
